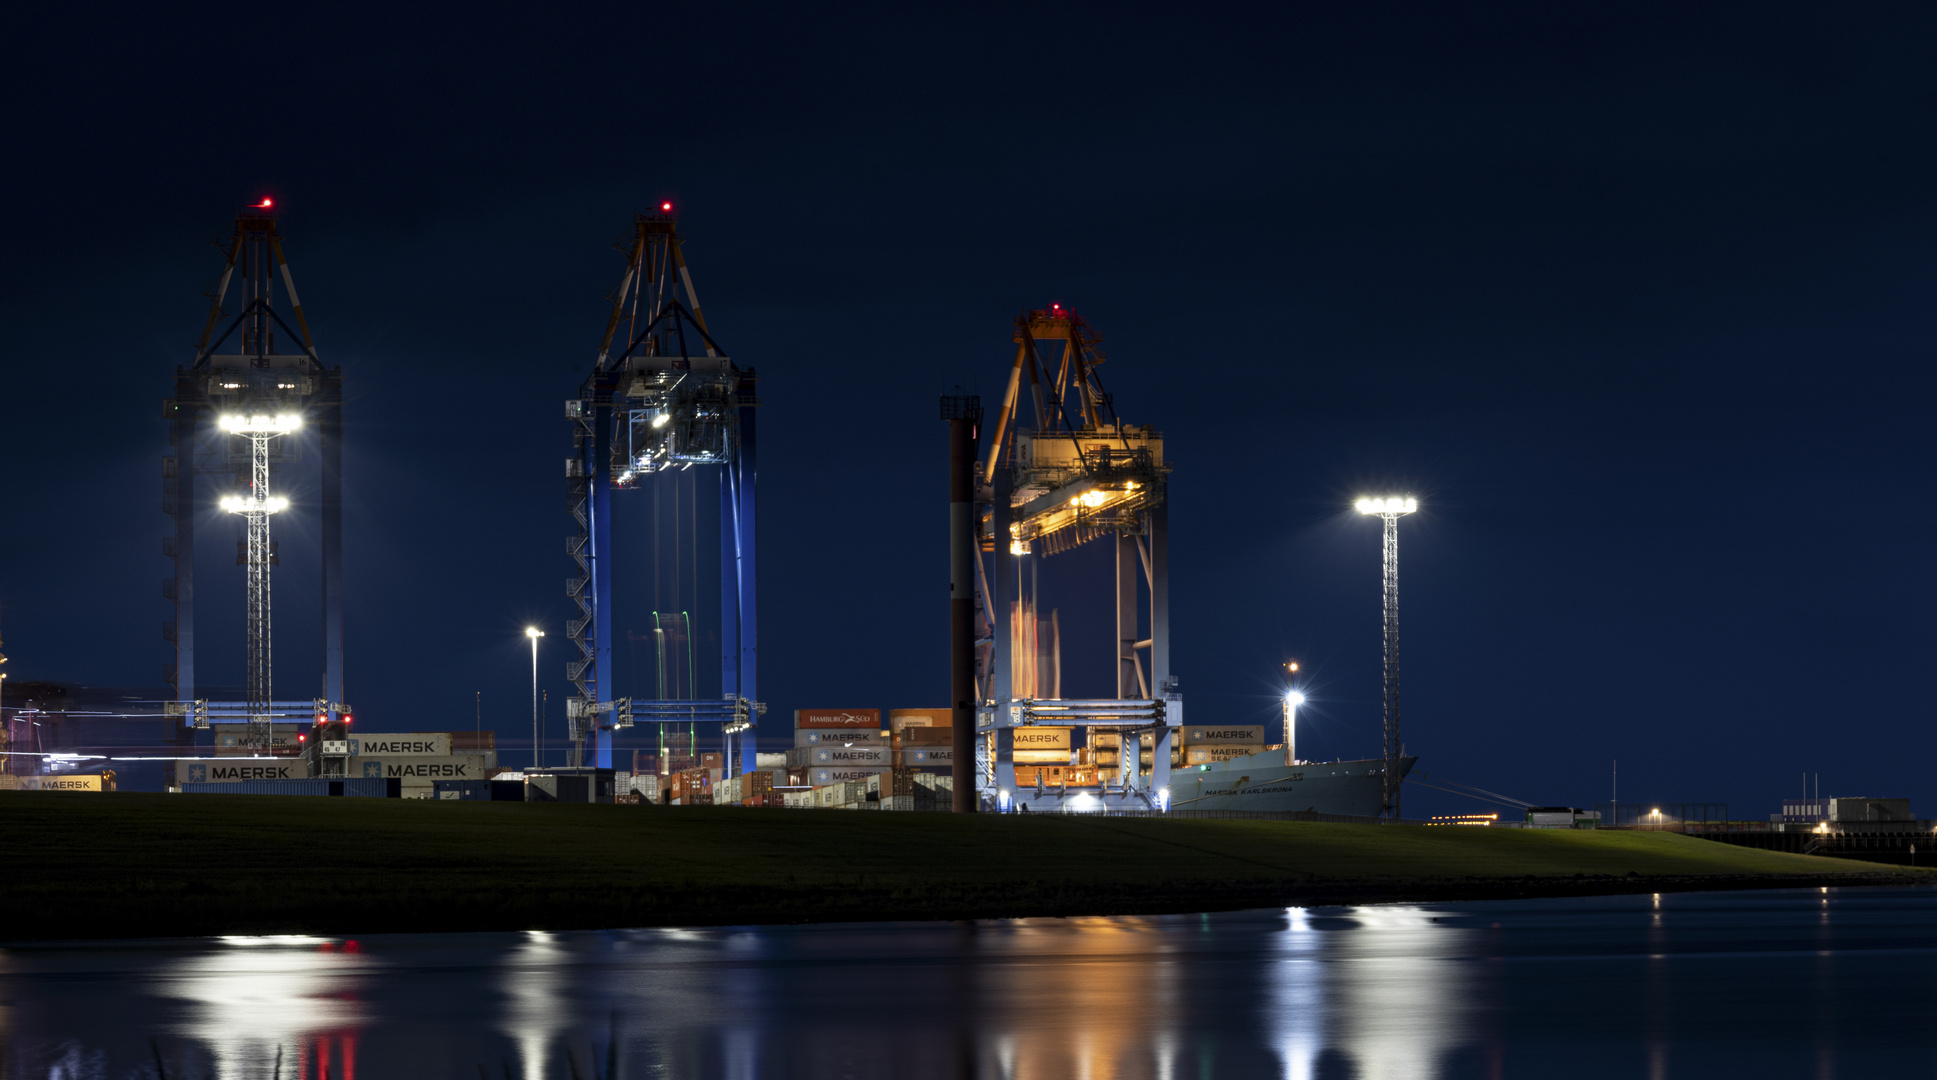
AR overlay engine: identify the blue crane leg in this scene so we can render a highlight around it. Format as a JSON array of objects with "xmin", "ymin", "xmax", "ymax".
[
  {"xmin": 736, "ymin": 376, "xmax": 759, "ymax": 778},
  {"xmin": 718, "ymin": 464, "xmax": 740, "ymax": 774}
]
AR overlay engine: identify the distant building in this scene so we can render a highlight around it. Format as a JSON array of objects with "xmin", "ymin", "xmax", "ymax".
[
  {"xmin": 1525, "ymin": 806, "xmax": 1600, "ymax": 829},
  {"xmin": 1779, "ymin": 799, "xmax": 1827, "ymax": 824},
  {"xmin": 1828, "ymin": 797, "xmax": 1912, "ymax": 823}
]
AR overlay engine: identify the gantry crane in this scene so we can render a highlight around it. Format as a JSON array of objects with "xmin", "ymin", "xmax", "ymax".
[
  {"xmin": 163, "ymin": 199, "xmax": 348, "ymax": 756},
  {"xmin": 969, "ymin": 306, "xmax": 1178, "ymax": 810},
  {"xmin": 563, "ymin": 205, "xmax": 762, "ymax": 773}
]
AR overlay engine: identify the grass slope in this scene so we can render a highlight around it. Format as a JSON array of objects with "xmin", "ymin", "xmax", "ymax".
[{"xmin": 2, "ymin": 792, "xmax": 1920, "ymax": 940}]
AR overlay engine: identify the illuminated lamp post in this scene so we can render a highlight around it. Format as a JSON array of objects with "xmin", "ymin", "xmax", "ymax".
[
  {"xmin": 1283, "ymin": 689, "xmax": 1305, "ymax": 768},
  {"xmin": 1355, "ymin": 495, "xmax": 1417, "ymax": 820},
  {"xmin": 526, "ymin": 627, "xmax": 545, "ymax": 769},
  {"xmin": 1282, "ymin": 659, "xmax": 1302, "ymax": 767},
  {"xmin": 218, "ymin": 412, "xmax": 300, "ymax": 749}
]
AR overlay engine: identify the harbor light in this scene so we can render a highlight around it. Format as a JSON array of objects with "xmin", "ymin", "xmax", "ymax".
[
  {"xmin": 218, "ymin": 413, "xmax": 302, "ymax": 435},
  {"xmin": 219, "ymin": 494, "xmax": 289, "ymax": 514},
  {"xmin": 1355, "ymin": 496, "xmax": 1417, "ymax": 516},
  {"xmin": 526, "ymin": 627, "xmax": 545, "ymax": 770},
  {"xmin": 1356, "ymin": 493, "xmax": 1418, "ymax": 818},
  {"xmin": 1283, "ymin": 689, "xmax": 1305, "ymax": 766}
]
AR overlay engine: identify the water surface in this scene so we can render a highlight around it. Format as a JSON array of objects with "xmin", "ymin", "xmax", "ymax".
[{"xmin": 4, "ymin": 886, "xmax": 1934, "ymax": 1078}]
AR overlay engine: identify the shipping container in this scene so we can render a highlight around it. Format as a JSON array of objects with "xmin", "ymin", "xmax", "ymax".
[
  {"xmin": 796, "ymin": 728, "xmax": 888, "ymax": 747},
  {"xmin": 351, "ymin": 755, "xmax": 489, "ymax": 781},
  {"xmin": 755, "ymin": 752, "xmax": 788, "ymax": 768},
  {"xmin": 1012, "ymin": 749, "xmax": 1071, "ymax": 764},
  {"xmin": 813, "ymin": 781, "xmax": 870, "ymax": 808},
  {"xmin": 810, "ymin": 746, "xmax": 890, "ymax": 767},
  {"xmin": 211, "ymin": 723, "xmax": 303, "ymax": 755},
  {"xmin": 902, "ymin": 747, "xmax": 953, "ymax": 766},
  {"xmin": 348, "ymin": 733, "xmax": 453, "ymax": 756},
  {"xmin": 490, "ymin": 779, "xmax": 527, "ymax": 801},
  {"xmin": 0, "ymin": 774, "xmax": 108, "ymax": 792},
  {"xmin": 794, "ymin": 708, "xmax": 882, "ymax": 730},
  {"xmin": 1182, "ymin": 725, "xmax": 1266, "ymax": 746},
  {"xmin": 1012, "ymin": 726, "xmax": 1072, "ymax": 751},
  {"xmin": 1184, "ymin": 746, "xmax": 1263, "ymax": 765},
  {"xmin": 181, "ymin": 759, "xmax": 313, "ymax": 783},
  {"xmin": 900, "ymin": 726, "xmax": 953, "ymax": 746},
  {"xmin": 888, "ymin": 708, "xmax": 951, "ymax": 731},
  {"xmin": 810, "ymin": 766, "xmax": 889, "ymax": 787}
]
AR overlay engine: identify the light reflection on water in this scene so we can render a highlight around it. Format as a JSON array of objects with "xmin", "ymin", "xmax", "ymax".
[
  {"xmin": 1268, "ymin": 905, "xmax": 1473, "ymax": 1080},
  {"xmin": 4, "ymin": 887, "xmax": 1937, "ymax": 1079}
]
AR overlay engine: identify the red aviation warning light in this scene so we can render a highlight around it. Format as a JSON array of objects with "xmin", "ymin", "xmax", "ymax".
[
  {"xmin": 661, "ymin": 201, "xmax": 673, "ymax": 212},
  {"xmin": 258, "ymin": 197, "xmax": 273, "ymax": 209}
]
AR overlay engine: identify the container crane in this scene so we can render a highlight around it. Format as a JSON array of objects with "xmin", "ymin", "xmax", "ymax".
[
  {"xmin": 966, "ymin": 306, "xmax": 1178, "ymax": 811},
  {"xmin": 563, "ymin": 206, "xmax": 762, "ymax": 774},
  {"xmin": 163, "ymin": 200, "xmax": 349, "ymax": 763}
]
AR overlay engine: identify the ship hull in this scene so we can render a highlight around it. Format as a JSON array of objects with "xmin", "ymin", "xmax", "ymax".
[
  {"xmin": 1170, "ymin": 752, "xmax": 1418, "ymax": 816},
  {"xmin": 999, "ymin": 752, "xmax": 1417, "ymax": 815}
]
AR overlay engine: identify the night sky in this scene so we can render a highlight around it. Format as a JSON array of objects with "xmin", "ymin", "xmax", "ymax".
[{"xmin": 4, "ymin": 4, "xmax": 1935, "ymax": 815}]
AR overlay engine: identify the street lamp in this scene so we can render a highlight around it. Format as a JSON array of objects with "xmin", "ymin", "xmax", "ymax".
[
  {"xmin": 1357, "ymin": 495, "xmax": 1417, "ymax": 820},
  {"xmin": 525, "ymin": 627, "xmax": 544, "ymax": 769},
  {"xmin": 1283, "ymin": 689, "xmax": 1305, "ymax": 767},
  {"xmin": 1281, "ymin": 659, "xmax": 1302, "ymax": 766}
]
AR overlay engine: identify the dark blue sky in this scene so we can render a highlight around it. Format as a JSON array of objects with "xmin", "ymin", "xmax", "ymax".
[{"xmin": 3, "ymin": 3, "xmax": 1934, "ymax": 813}]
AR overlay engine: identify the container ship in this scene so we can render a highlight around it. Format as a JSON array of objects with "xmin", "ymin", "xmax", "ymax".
[
  {"xmin": 1167, "ymin": 750, "xmax": 1416, "ymax": 817},
  {"xmin": 1004, "ymin": 722, "xmax": 1415, "ymax": 816}
]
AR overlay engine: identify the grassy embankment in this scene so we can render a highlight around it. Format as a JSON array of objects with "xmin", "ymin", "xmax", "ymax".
[{"xmin": 2, "ymin": 792, "xmax": 1923, "ymax": 940}]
